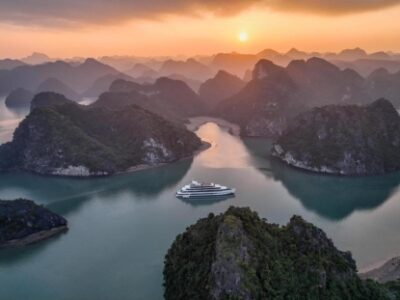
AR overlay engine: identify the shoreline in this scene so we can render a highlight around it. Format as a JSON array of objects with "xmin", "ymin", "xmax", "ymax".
[
  {"xmin": 2, "ymin": 142, "xmax": 212, "ymax": 179},
  {"xmin": 1, "ymin": 117, "xmax": 223, "ymax": 179},
  {"xmin": 120, "ymin": 141, "xmax": 211, "ymax": 175},
  {"xmin": 0, "ymin": 226, "xmax": 68, "ymax": 249},
  {"xmin": 186, "ymin": 116, "xmax": 241, "ymax": 136}
]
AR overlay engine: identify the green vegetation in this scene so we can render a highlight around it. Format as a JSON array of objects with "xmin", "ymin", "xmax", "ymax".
[
  {"xmin": 273, "ymin": 99, "xmax": 400, "ymax": 175},
  {"xmin": 164, "ymin": 207, "xmax": 396, "ymax": 300},
  {"xmin": 0, "ymin": 199, "xmax": 67, "ymax": 246},
  {"xmin": 0, "ymin": 96, "xmax": 202, "ymax": 176}
]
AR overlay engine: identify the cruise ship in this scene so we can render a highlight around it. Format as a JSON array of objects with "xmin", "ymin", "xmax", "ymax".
[{"xmin": 176, "ymin": 181, "xmax": 236, "ymax": 199}]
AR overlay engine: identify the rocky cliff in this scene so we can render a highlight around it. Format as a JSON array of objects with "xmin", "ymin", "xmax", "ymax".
[
  {"xmin": 217, "ymin": 59, "xmax": 306, "ymax": 137},
  {"xmin": 164, "ymin": 207, "xmax": 391, "ymax": 300},
  {"xmin": 217, "ymin": 57, "xmax": 374, "ymax": 138},
  {"xmin": 272, "ymin": 98, "xmax": 400, "ymax": 175},
  {"xmin": 0, "ymin": 97, "xmax": 203, "ymax": 177},
  {"xmin": 0, "ymin": 199, "xmax": 67, "ymax": 248}
]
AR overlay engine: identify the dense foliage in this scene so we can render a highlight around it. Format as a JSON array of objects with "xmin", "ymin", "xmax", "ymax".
[
  {"xmin": 0, "ymin": 199, "xmax": 67, "ymax": 245},
  {"xmin": 0, "ymin": 96, "xmax": 202, "ymax": 176},
  {"xmin": 273, "ymin": 98, "xmax": 400, "ymax": 175},
  {"xmin": 30, "ymin": 91, "xmax": 74, "ymax": 111},
  {"xmin": 164, "ymin": 207, "xmax": 395, "ymax": 300}
]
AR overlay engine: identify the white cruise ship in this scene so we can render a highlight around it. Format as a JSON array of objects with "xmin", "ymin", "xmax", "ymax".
[{"xmin": 176, "ymin": 181, "xmax": 235, "ymax": 199}]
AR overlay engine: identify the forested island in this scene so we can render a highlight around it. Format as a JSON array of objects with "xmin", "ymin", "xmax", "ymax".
[
  {"xmin": 272, "ymin": 99, "xmax": 400, "ymax": 175},
  {"xmin": 0, "ymin": 199, "xmax": 67, "ymax": 248},
  {"xmin": 0, "ymin": 93, "xmax": 204, "ymax": 177},
  {"xmin": 164, "ymin": 207, "xmax": 400, "ymax": 299}
]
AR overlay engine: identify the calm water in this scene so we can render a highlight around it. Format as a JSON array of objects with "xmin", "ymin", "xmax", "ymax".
[{"xmin": 1, "ymin": 97, "xmax": 400, "ymax": 299}]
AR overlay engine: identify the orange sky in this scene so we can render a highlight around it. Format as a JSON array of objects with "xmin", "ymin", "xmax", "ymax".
[{"xmin": 1, "ymin": 3, "xmax": 400, "ymax": 58}]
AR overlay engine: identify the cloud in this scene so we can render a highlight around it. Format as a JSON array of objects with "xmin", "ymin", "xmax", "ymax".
[
  {"xmin": 0, "ymin": 0, "xmax": 399, "ymax": 27},
  {"xmin": 267, "ymin": 0, "xmax": 400, "ymax": 15}
]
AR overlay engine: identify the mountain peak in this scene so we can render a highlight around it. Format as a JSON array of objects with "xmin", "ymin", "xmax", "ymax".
[
  {"xmin": 22, "ymin": 52, "xmax": 50, "ymax": 64},
  {"xmin": 368, "ymin": 98, "xmax": 397, "ymax": 113},
  {"xmin": 306, "ymin": 57, "xmax": 339, "ymax": 72},
  {"xmin": 339, "ymin": 47, "xmax": 368, "ymax": 59},
  {"xmin": 164, "ymin": 206, "xmax": 382, "ymax": 300},
  {"xmin": 82, "ymin": 58, "xmax": 101, "ymax": 66},
  {"xmin": 252, "ymin": 59, "xmax": 285, "ymax": 80},
  {"xmin": 287, "ymin": 48, "xmax": 307, "ymax": 57},
  {"xmin": 215, "ymin": 70, "xmax": 236, "ymax": 79},
  {"xmin": 368, "ymin": 67, "xmax": 390, "ymax": 78},
  {"xmin": 30, "ymin": 92, "xmax": 74, "ymax": 112},
  {"xmin": 257, "ymin": 48, "xmax": 280, "ymax": 57}
]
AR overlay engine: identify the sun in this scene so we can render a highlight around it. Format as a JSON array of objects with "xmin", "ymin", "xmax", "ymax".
[{"xmin": 238, "ymin": 31, "xmax": 248, "ymax": 43}]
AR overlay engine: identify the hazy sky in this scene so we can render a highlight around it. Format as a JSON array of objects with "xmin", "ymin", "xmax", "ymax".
[{"xmin": 1, "ymin": 0, "xmax": 400, "ymax": 58}]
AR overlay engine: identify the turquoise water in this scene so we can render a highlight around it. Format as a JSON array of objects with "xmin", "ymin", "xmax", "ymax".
[{"xmin": 1, "ymin": 97, "xmax": 400, "ymax": 299}]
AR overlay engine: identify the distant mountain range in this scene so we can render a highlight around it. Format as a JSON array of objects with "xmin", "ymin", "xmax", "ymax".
[
  {"xmin": 209, "ymin": 47, "xmax": 400, "ymax": 78},
  {"xmin": 36, "ymin": 77, "xmax": 79, "ymax": 100},
  {"xmin": 216, "ymin": 57, "xmax": 400, "ymax": 137},
  {"xmin": 92, "ymin": 77, "xmax": 205, "ymax": 123},
  {"xmin": 82, "ymin": 73, "xmax": 134, "ymax": 98},
  {"xmin": 2, "ymin": 48, "xmax": 400, "ymax": 138},
  {"xmin": 159, "ymin": 58, "xmax": 215, "ymax": 81},
  {"xmin": 0, "ymin": 59, "xmax": 26, "ymax": 70},
  {"xmin": 0, "ymin": 58, "xmax": 123, "ymax": 97},
  {"xmin": 21, "ymin": 52, "xmax": 51, "ymax": 65}
]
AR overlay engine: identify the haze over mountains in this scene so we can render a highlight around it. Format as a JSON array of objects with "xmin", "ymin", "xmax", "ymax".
[
  {"xmin": 94, "ymin": 77, "xmax": 205, "ymax": 124},
  {"xmin": 0, "ymin": 58, "xmax": 121, "ymax": 96},
  {"xmin": 215, "ymin": 56, "xmax": 400, "ymax": 137},
  {"xmin": 2, "ymin": 47, "xmax": 400, "ymax": 138},
  {"xmin": 3, "ymin": 47, "xmax": 400, "ymax": 82},
  {"xmin": 95, "ymin": 47, "xmax": 400, "ymax": 78}
]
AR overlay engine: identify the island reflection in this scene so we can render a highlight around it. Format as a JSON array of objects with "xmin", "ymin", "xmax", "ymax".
[
  {"xmin": 0, "ymin": 159, "xmax": 193, "ymax": 215},
  {"xmin": 242, "ymin": 137, "xmax": 400, "ymax": 221}
]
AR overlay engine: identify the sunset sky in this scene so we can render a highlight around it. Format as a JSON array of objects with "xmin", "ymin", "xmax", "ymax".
[{"xmin": 1, "ymin": 0, "xmax": 400, "ymax": 58}]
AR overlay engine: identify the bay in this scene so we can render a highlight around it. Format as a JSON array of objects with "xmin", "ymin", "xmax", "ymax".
[{"xmin": 0, "ymin": 99, "xmax": 400, "ymax": 299}]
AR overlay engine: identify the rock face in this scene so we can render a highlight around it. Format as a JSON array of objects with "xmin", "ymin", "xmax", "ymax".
[
  {"xmin": 0, "ymin": 98, "xmax": 203, "ymax": 177},
  {"xmin": 199, "ymin": 70, "xmax": 245, "ymax": 110},
  {"xmin": 272, "ymin": 98, "xmax": 400, "ymax": 175},
  {"xmin": 164, "ymin": 207, "xmax": 390, "ymax": 300},
  {"xmin": 218, "ymin": 59, "xmax": 306, "ymax": 137},
  {"xmin": 0, "ymin": 199, "xmax": 67, "ymax": 248},
  {"xmin": 5, "ymin": 88, "xmax": 34, "ymax": 108},
  {"xmin": 286, "ymin": 57, "xmax": 369, "ymax": 106},
  {"xmin": 218, "ymin": 57, "xmax": 373, "ymax": 137}
]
